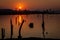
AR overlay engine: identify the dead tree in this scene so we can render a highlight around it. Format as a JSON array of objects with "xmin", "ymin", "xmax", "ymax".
[{"xmin": 18, "ymin": 20, "xmax": 25, "ymax": 40}]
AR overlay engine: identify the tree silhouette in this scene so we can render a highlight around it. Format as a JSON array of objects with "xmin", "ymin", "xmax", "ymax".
[{"xmin": 18, "ymin": 20, "xmax": 25, "ymax": 40}]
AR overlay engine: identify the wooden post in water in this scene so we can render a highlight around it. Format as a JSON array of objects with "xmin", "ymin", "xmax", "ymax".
[
  {"xmin": 42, "ymin": 14, "xmax": 45, "ymax": 39},
  {"xmin": 10, "ymin": 19, "xmax": 13, "ymax": 39},
  {"xmin": 1, "ymin": 28, "xmax": 5, "ymax": 40}
]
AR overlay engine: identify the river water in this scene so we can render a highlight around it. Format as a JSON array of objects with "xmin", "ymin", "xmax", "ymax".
[{"xmin": 0, "ymin": 14, "xmax": 60, "ymax": 39}]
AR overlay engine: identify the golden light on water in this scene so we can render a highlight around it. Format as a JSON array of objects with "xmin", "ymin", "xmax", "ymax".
[
  {"xmin": 18, "ymin": 15, "xmax": 23, "ymax": 24},
  {"xmin": 15, "ymin": 15, "xmax": 23, "ymax": 26}
]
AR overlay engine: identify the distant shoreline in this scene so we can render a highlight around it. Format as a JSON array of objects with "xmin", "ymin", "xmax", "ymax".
[{"xmin": 0, "ymin": 9, "xmax": 60, "ymax": 15}]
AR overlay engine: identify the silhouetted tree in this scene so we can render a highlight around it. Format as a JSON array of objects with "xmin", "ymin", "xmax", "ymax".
[
  {"xmin": 10, "ymin": 19, "xmax": 13, "ymax": 39},
  {"xmin": 18, "ymin": 20, "xmax": 25, "ymax": 40},
  {"xmin": 1, "ymin": 28, "xmax": 5, "ymax": 40}
]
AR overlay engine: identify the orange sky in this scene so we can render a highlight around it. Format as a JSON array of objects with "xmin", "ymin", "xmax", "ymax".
[{"xmin": 0, "ymin": 0, "xmax": 60, "ymax": 10}]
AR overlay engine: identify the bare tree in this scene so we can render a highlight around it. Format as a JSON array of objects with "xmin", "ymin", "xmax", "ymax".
[{"xmin": 18, "ymin": 20, "xmax": 25, "ymax": 40}]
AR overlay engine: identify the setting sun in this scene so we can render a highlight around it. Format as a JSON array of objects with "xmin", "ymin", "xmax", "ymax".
[
  {"xmin": 18, "ymin": 6, "xmax": 22, "ymax": 10},
  {"xmin": 17, "ymin": 4, "xmax": 23, "ymax": 10},
  {"xmin": 16, "ymin": 3, "xmax": 24, "ymax": 10},
  {"xmin": 15, "ymin": 3, "xmax": 27, "ymax": 10}
]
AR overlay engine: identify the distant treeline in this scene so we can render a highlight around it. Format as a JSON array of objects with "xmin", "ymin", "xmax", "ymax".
[{"xmin": 0, "ymin": 9, "xmax": 60, "ymax": 15}]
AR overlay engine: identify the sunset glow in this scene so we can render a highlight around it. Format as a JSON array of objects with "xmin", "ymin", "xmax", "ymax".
[
  {"xmin": 0, "ymin": 0, "xmax": 60, "ymax": 39},
  {"xmin": 16, "ymin": 3, "xmax": 25, "ymax": 10},
  {"xmin": 17, "ymin": 4, "xmax": 23, "ymax": 10},
  {"xmin": 18, "ymin": 6, "xmax": 22, "ymax": 10}
]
